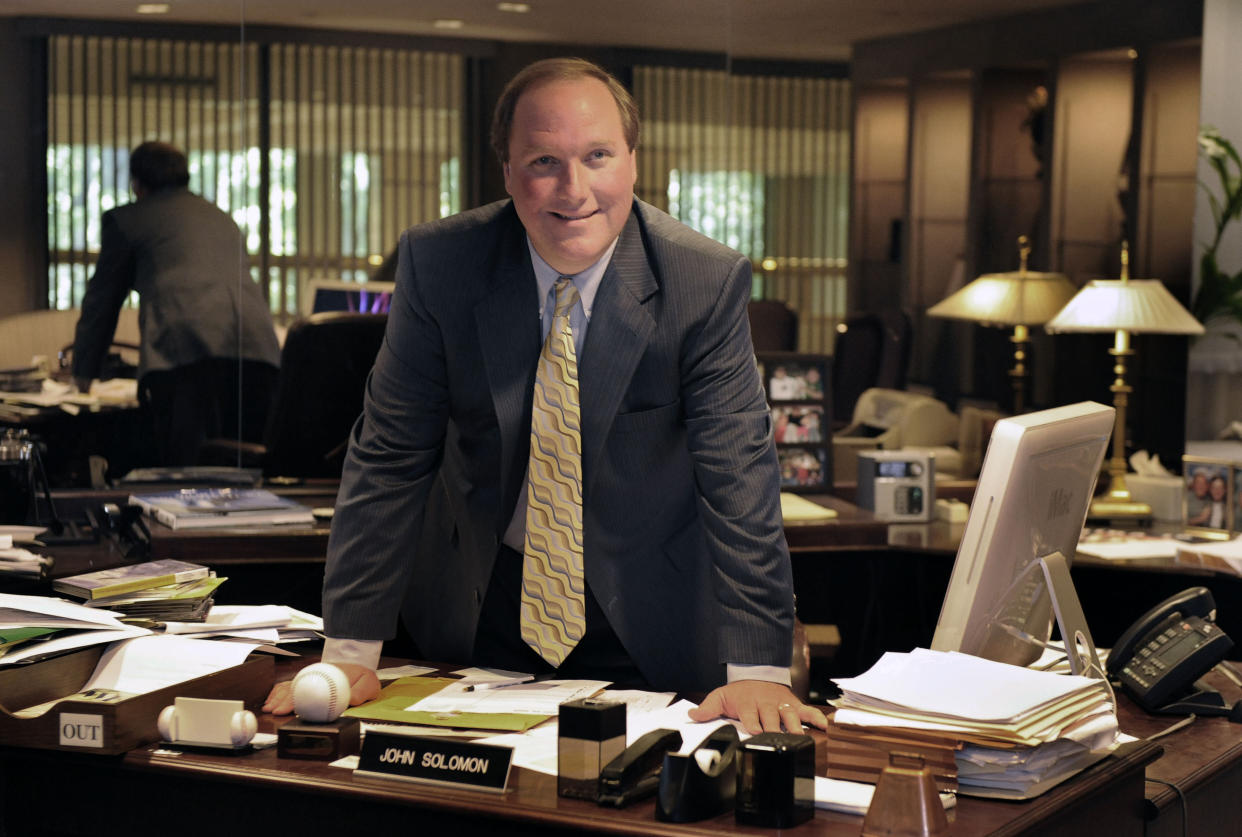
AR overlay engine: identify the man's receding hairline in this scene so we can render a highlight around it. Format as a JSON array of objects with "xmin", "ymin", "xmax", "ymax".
[{"xmin": 508, "ymin": 77, "xmax": 632, "ymax": 155}]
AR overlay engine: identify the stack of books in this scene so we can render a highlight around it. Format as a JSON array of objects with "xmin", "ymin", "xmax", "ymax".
[
  {"xmin": 52, "ymin": 559, "xmax": 222, "ymax": 622},
  {"xmin": 829, "ymin": 648, "xmax": 1119, "ymax": 799},
  {"xmin": 83, "ymin": 576, "xmax": 225, "ymax": 622},
  {"xmin": 128, "ymin": 487, "xmax": 315, "ymax": 529}
]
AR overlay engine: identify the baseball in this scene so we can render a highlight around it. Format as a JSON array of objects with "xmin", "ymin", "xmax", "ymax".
[{"xmin": 292, "ymin": 662, "xmax": 351, "ymax": 723}]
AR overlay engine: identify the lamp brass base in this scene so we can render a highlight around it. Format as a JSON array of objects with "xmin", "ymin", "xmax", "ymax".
[{"xmin": 1087, "ymin": 498, "xmax": 1152, "ymax": 521}]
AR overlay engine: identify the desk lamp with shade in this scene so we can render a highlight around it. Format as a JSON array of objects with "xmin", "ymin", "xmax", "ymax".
[
  {"xmin": 1045, "ymin": 242, "xmax": 1205, "ymax": 520},
  {"xmin": 926, "ymin": 236, "xmax": 1077, "ymax": 413}
]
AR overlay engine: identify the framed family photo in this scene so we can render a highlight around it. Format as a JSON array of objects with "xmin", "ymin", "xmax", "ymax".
[
  {"xmin": 756, "ymin": 352, "xmax": 832, "ymax": 492},
  {"xmin": 1182, "ymin": 456, "xmax": 1233, "ymax": 535}
]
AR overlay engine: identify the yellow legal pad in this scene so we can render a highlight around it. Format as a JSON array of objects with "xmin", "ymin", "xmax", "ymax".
[
  {"xmin": 780, "ymin": 492, "xmax": 838, "ymax": 523},
  {"xmin": 342, "ymin": 677, "xmax": 550, "ymax": 732}
]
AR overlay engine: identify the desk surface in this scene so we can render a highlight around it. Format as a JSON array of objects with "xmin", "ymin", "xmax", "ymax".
[
  {"xmin": 15, "ymin": 486, "xmax": 1242, "ymax": 834},
  {"xmin": 1119, "ymin": 670, "xmax": 1242, "ymax": 834},
  {"xmin": 35, "ymin": 486, "xmax": 891, "ymax": 579},
  {"xmin": 0, "ymin": 657, "xmax": 1167, "ymax": 837}
]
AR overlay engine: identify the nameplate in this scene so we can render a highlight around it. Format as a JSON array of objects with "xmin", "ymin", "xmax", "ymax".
[{"xmin": 355, "ymin": 732, "xmax": 513, "ymax": 793}]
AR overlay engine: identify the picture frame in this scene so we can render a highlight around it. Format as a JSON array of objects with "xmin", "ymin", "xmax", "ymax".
[
  {"xmin": 1234, "ymin": 465, "xmax": 1242, "ymax": 536},
  {"xmin": 756, "ymin": 352, "xmax": 832, "ymax": 492},
  {"xmin": 1182, "ymin": 455, "xmax": 1233, "ymax": 535}
]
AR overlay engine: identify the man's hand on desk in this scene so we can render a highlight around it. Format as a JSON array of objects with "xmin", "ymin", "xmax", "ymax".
[
  {"xmin": 687, "ymin": 680, "xmax": 828, "ymax": 735},
  {"xmin": 261, "ymin": 663, "xmax": 381, "ymax": 715}
]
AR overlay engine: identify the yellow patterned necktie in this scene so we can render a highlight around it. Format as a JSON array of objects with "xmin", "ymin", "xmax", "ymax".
[{"xmin": 521, "ymin": 276, "xmax": 586, "ymax": 667}]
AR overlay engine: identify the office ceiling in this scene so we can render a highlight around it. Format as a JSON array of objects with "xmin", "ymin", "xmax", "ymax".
[{"xmin": 12, "ymin": 0, "xmax": 1087, "ymax": 62}]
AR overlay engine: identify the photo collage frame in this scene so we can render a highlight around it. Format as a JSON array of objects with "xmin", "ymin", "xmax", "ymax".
[{"xmin": 756, "ymin": 352, "xmax": 832, "ymax": 493}]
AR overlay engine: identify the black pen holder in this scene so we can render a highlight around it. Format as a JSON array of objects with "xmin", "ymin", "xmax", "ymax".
[
  {"xmin": 735, "ymin": 732, "xmax": 816, "ymax": 827},
  {"xmin": 656, "ymin": 723, "xmax": 740, "ymax": 822},
  {"xmin": 557, "ymin": 697, "xmax": 626, "ymax": 800}
]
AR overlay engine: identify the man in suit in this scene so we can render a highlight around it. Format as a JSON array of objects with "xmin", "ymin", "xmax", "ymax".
[
  {"xmin": 72, "ymin": 141, "xmax": 281, "ymax": 467},
  {"xmin": 266, "ymin": 58, "xmax": 825, "ymax": 733}
]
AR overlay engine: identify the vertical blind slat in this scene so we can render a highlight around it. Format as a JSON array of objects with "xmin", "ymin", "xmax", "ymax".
[{"xmin": 48, "ymin": 35, "xmax": 463, "ymax": 315}]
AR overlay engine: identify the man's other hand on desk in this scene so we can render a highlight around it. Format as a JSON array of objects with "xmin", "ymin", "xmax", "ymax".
[
  {"xmin": 688, "ymin": 680, "xmax": 828, "ymax": 735},
  {"xmin": 261, "ymin": 663, "xmax": 381, "ymax": 715}
]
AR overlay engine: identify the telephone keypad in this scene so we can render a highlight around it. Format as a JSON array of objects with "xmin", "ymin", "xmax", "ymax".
[{"xmin": 1117, "ymin": 615, "xmax": 1234, "ymax": 712}]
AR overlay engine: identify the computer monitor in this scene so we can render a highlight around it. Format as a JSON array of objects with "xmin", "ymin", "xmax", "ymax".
[
  {"xmin": 305, "ymin": 280, "xmax": 396, "ymax": 316},
  {"xmin": 930, "ymin": 401, "xmax": 1114, "ymax": 674}
]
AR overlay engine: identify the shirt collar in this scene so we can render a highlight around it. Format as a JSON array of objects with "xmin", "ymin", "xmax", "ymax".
[{"xmin": 525, "ymin": 237, "xmax": 619, "ymax": 320}]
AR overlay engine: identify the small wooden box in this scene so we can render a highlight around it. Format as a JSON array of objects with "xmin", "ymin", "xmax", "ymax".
[
  {"xmin": 277, "ymin": 717, "xmax": 361, "ymax": 760},
  {"xmin": 0, "ymin": 645, "xmax": 274, "ymax": 755}
]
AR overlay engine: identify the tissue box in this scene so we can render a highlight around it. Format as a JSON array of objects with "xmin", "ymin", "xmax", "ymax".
[{"xmin": 1127, "ymin": 474, "xmax": 1184, "ymax": 522}]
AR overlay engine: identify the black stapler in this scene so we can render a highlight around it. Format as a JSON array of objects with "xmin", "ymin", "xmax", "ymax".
[
  {"xmin": 656, "ymin": 724, "xmax": 741, "ymax": 822},
  {"xmin": 597, "ymin": 728, "xmax": 682, "ymax": 808}
]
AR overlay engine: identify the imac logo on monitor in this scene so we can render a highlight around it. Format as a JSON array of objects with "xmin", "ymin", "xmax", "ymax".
[{"xmin": 931, "ymin": 401, "xmax": 1114, "ymax": 674}]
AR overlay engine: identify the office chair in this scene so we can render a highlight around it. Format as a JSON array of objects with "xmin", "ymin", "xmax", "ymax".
[
  {"xmin": 201, "ymin": 312, "xmax": 388, "ymax": 479},
  {"xmin": 830, "ymin": 309, "xmax": 911, "ymax": 428},
  {"xmin": 747, "ymin": 300, "xmax": 798, "ymax": 352}
]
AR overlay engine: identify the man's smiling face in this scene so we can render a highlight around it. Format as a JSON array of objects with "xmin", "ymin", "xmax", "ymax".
[{"xmin": 503, "ymin": 76, "xmax": 637, "ymax": 275}]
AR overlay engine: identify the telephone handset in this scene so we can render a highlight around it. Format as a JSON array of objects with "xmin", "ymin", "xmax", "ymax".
[{"xmin": 1107, "ymin": 586, "xmax": 1237, "ymax": 716}]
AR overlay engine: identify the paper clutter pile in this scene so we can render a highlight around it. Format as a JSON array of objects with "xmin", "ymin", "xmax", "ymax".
[{"xmin": 829, "ymin": 648, "xmax": 1119, "ymax": 799}]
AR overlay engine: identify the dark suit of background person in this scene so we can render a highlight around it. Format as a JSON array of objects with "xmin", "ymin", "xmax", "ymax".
[{"xmin": 71, "ymin": 142, "xmax": 281, "ymax": 467}]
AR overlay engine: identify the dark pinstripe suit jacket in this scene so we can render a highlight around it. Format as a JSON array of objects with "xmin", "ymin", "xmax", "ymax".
[{"xmin": 322, "ymin": 198, "xmax": 793, "ymax": 693}]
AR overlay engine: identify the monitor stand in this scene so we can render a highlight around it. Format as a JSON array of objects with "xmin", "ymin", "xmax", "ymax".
[{"xmin": 1039, "ymin": 551, "xmax": 1105, "ymax": 680}]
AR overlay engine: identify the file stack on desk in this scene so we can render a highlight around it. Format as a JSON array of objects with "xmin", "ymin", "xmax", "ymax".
[
  {"xmin": 52, "ymin": 560, "xmax": 223, "ymax": 623},
  {"xmin": 825, "ymin": 717, "xmax": 961, "ymax": 791},
  {"xmin": 128, "ymin": 487, "xmax": 315, "ymax": 529},
  {"xmin": 80, "ymin": 575, "xmax": 226, "ymax": 622},
  {"xmin": 52, "ymin": 559, "xmax": 210, "ymax": 601},
  {"xmin": 0, "ymin": 534, "xmax": 52, "ymax": 579},
  {"xmin": 829, "ymin": 648, "xmax": 1119, "ymax": 799}
]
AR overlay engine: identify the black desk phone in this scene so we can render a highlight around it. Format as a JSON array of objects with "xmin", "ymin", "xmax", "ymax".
[{"xmin": 1105, "ymin": 587, "xmax": 1238, "ymax": 717}]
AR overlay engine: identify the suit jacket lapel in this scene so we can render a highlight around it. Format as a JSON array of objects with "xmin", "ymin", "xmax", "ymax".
[
  {"xmin": 580, "ymin": 210, "xmax": 657, "ymax": 495},
  {"xmin": 475, "ymin": 208, "xmax": 540, "ymax": 523}
]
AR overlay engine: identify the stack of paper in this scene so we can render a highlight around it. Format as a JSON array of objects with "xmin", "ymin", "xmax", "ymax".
[
  {"xmin": 0, "ymin": 593, "xmax": 151, "ymax": 664},
  {"xmin": 830, "ymin": 648, "xmax": 1118, "ymax": 799},
  {"xmin": 0, "ymin": 538, "xmax": 52, "ymax": 579},
  {"xmin": 780, "ymin": 492, "xmax": 838, "ymax": 523},
  {"xmin": 162, "ymin": 604, "xmax": 324, "ymax": 645},
  {"xmin": 11, "ymin": 634, "xmax": 262, "ymax": 718}
]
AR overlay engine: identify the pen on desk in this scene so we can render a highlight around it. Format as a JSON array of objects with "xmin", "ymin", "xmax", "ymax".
[{"xmin": 464, "ymin": 674, "xmax": 537, "ymax": 692}]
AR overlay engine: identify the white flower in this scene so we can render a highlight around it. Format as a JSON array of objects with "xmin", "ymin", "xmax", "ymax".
[{"xmin": 1200, "ymin": 127, "xmax": 1228, "ymax": 159}]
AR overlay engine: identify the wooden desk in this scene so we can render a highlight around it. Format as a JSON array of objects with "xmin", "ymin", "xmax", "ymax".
[
  {"xmin": 0, "ymin": 658, "xmax": 1164, "ymax": 837},
  {"xmin": 1116, "ymin": 669, "xmax": 1242, "ymax": 837},
  {"xmin": 45, "ymin": 486, "xmax": 335, "ymax": 557},
  {"xmin": 20, "ymin": 485, "xmax": 340, "ymax": 615},
  {"xmin": 2, "ymin": 399, "xmax": 146, "ymax": 487}
]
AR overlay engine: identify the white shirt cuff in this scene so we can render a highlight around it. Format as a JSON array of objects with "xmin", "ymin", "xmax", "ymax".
[
  {"xmin": 726, "ymin": 663, "xmax": 792, "ymax": 687},
  {"xmin": 322, "ymin": 637, "xmax": 383, "ymax": 671}
]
